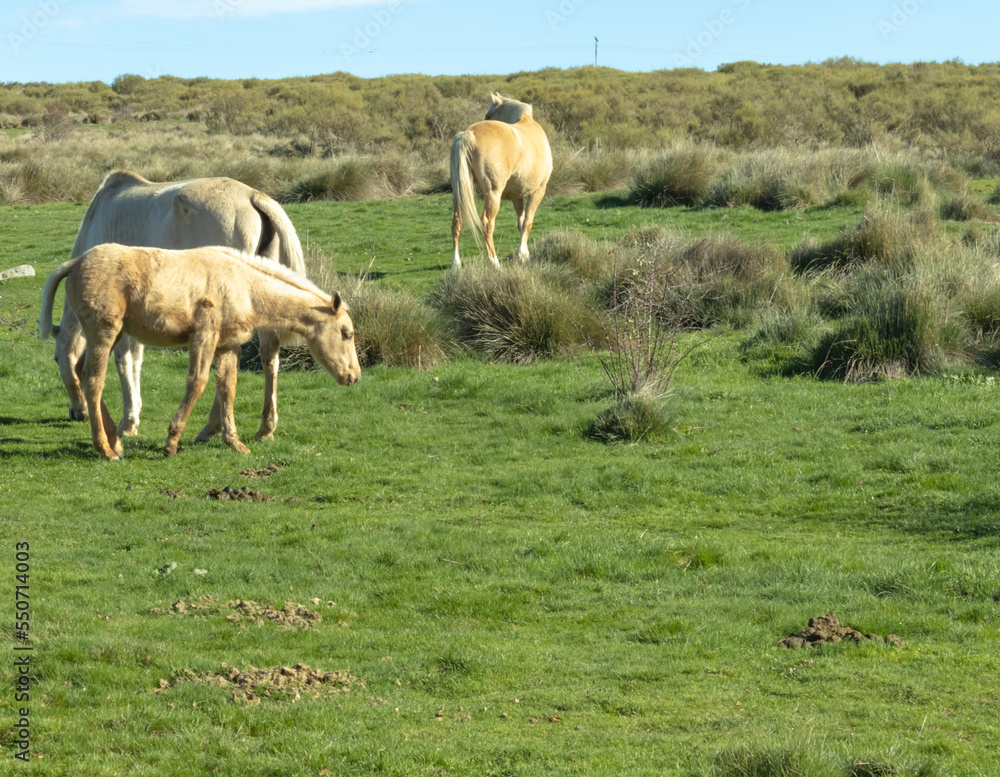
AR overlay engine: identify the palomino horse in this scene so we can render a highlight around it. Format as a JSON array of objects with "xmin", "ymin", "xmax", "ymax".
[
  {"xmin": 53, "ymin": 171, "xmax": 305, "ymax": 441},
  {"xmin": 450, "ymin": 93, "xmax": 553, "ymax": 269},
  {"xmin": 40, "ymin": 244, "xmax": 360, "ymax": 461}
]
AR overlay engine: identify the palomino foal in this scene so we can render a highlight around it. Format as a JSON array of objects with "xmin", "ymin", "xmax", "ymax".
[{"xmin": 40, "ymin": 243, "xmax": 360, "ymax": 460}]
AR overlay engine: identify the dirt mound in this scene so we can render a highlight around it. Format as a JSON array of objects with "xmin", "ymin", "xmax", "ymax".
[
  {"xmin": 778, "ymin": 612, "xmax": 905, "ymax": 649},
  {"xmin": 157, "ymin": 663, "xmax": 362, "ymax": 706},
  {"xmin": 150, "ymin": 596, "xmax": 323, "ymax": 630},
  {"xmin": 205, "ymin": 485, "xmax": 273, "ymax": 501},
  {"xmin": 240, "ymin": 464, "xmax": 280, "ymax": 478}
]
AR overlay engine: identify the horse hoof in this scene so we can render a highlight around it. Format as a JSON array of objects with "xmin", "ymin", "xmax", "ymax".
[{"xmin": 119, "ymin": 426, "xmax": 139, "ymax": 438}]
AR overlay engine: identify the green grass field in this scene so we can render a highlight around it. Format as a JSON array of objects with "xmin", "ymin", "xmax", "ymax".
[{"xmin": 2, "ymin": 192, "xmax": 1000, "ymax": 776}]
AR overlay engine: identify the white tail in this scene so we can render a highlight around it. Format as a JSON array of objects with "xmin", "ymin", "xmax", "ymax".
[
  {"xmin": 450, "ymin": 130, "xmax": 482, "ymax": 246},
  {"xmin": 39, "ymin": 259, "xmax": 77, "ymax": 340}
]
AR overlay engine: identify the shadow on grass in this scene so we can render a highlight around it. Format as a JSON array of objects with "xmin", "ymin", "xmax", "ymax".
[
  {"xmin": 0, "ymin": 415, "xmax": 73, "ymax": 426},
  {"xmin": 593, "ymin": 193, "xmax": 632, "ymax": 209},
  {"xmin": 875, "ymin": 494, "xmax": 1000, "ymax": 543}
]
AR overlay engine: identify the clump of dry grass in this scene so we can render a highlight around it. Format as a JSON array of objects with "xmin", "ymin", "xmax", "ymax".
[
  {"xmin": 790, "ymin": 205, "xmax": 940, "ymax": 273},
  {"xmin": 629, "ymin": 145, "xmax": 723, "ymax": 207},
  {"xmin": 429, "ymin": 263, "xmax": 597, "ymax": 364}
]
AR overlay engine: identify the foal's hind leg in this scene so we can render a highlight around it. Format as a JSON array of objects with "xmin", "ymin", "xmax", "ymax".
[
  {"xmin": 55, "ymin": 308, "xmax": 89, "ymax": 421},
  {"xmin": 255, "ymin": 330, "xmax": 280, "ymax": 441},
  {"xmin": 164, "ymin": 332, "xmax": 218, "ymax": 457}
]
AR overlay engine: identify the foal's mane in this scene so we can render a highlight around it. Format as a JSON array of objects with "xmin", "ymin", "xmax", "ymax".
[
  {"xmin": 214, "ymin": 246, "xmax": 332, "ymax": 302},
  {"xmin": 486, "ymin": 93, "xmax": 533, "ymax": 123}
]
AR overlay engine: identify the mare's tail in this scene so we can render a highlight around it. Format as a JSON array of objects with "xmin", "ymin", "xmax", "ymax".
[{"xmin": 450, "ymin": 130, "xmax": 482, "ymax": 246}]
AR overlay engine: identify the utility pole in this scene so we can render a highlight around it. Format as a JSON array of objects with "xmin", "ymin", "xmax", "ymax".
[{"xmin": 594, "ymin": 36, "xmax": 598, "ymax": 67}]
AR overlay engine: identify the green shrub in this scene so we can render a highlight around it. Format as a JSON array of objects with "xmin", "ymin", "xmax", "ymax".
[
  {"xmin": 287, "ymin": 157, "xmax": 380, "ymax": 202},
  {"xmin": 339, "ymin": 279, "xmax": 450, "ymax": 369}
]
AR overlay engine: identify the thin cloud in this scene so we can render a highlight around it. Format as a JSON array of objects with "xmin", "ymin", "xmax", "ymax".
[{"xmin": 113, "ymin": 0, "xmax": 396, "ymax": 19}]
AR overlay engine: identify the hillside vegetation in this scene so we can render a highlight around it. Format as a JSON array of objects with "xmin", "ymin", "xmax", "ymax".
[{"xmin": 3, "ymin": 60, "xmax": 1000, "ymax": 205}]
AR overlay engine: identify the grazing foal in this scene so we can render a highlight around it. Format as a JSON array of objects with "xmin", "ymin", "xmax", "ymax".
[{"xmin": 40, "ymin": 243, "xmax": 360, "ymax": 460}]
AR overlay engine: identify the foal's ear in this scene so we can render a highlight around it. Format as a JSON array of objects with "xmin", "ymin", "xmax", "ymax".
[{"xmin": 330, "ymin": 292, "xmax": 349, "ymax": 314}]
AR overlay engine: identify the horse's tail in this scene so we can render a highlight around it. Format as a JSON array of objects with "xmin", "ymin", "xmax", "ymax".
[
  {"xmin": 451, "ymin": 130, "xmax": 482, "ymax": 245},
  {"xmin": 39, "ymin": 259, "xmax": 78, "ymax": 340},
  {"xmin": 250, "ymin": 190, "xmax": 307, "ymax": 277}
]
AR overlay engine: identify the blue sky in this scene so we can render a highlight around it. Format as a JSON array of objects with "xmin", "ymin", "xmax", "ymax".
[{"xmin": 2, "ymin": 0, "xmax": 997, "ymax": 84}]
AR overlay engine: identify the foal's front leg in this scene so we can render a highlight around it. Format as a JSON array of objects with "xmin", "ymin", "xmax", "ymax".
[
  {"xmin": 78, "ymin": 338, "xmax": 124, "ymax": 461},
  {"xmin": 164, "ymin": 334, "xmax": 218, "ymax": 457}
]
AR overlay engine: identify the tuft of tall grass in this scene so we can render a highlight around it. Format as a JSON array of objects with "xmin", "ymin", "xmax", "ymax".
[
  {"xmin": 584, "ymin": 389, "xmax": 673, "ymax": 444},
  {"xmin": 286, "ymin": 157, "xmax": 381, "ymax": 202},
  {"xmin": 532, "ymin": 230, "xmax": 613, "ymax": 283},
  {"xmin": 809, "ymin": 267, "xmax": 967, "ymax": 382},
  {"xmin": 301, "ymin": 246, "xmax": 451, "ymax": 369},
  {"xmin": 939, "ymin": 194, "xmax": 999, "ymax": 222},
  {"xmin": 337, "ymin": 277, "xmax": 451, "ymax": 369},
  {"xmin": 704, "ymin": 150, "xmax": 821, "ymax": 211},
  {"xmin": 429, "ymin": 263, "xmax": 595, "ymax": 364},
  {"xmin": 790, "ymin": 205, "xmax": 938, "ymax": 273},
  {"xmin": 614, "ymin": 232, "xmax": 791, "ymax": 329},
  {"xmin": 629, "ymin": 145, "xmax": 722, "ymax": 207}
]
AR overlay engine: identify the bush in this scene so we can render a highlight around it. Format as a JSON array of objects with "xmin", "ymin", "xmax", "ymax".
[
  {"xmin": 611, "ymin": 233, "xmax": 789, "ymax": 329},
  {"xmin": 339, "ymin": 278, "xmax": 450, "ymax": 369}
]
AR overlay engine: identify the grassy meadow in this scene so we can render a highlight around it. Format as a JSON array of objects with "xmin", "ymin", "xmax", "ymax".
[{"xmin": 4, "ymin": 63, "xmax": 1000, "ymax": 776}]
